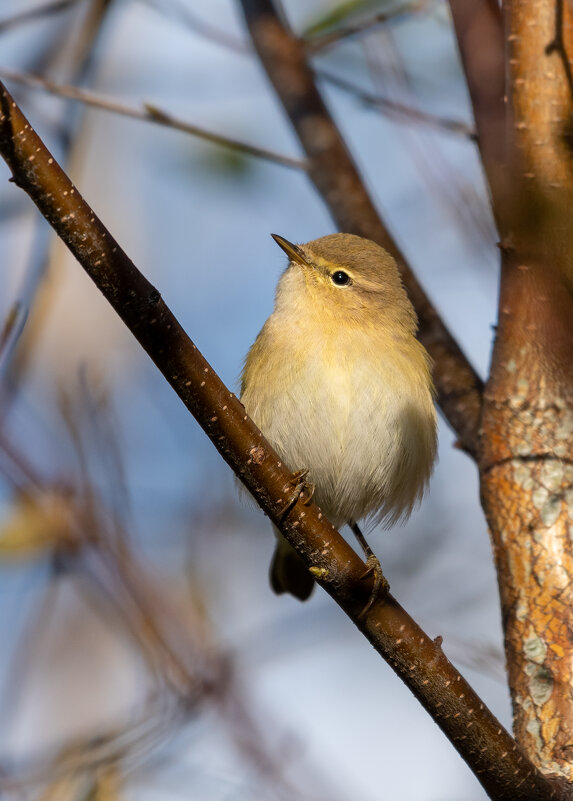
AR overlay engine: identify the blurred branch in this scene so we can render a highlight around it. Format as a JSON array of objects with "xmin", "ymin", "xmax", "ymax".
[
  {"xmin": 0, "ymin": 301, "xmax": 27, "ymax": 369},
  {"xmin": 0, "ymin": 64, "xmax": 474, "ymax": 174},
  {"xmin": 239, "ymin": 0, "xmax": 483, "ymax": 459},
  {"xmin": 56, "ymin": 0, "xmax": 113, "ymax": 79},
  {"xmin": 145, "ymin": 0, "xmax": 250, "ymax": 54},
  {"xmin": 304, "ymin": 0, "xmax": 435, "ymax": 52},
  {"xmin": 447, "ymin": 0, "xmax": 507, "ymax": 232},
  {"xmin": 0, "ymin": 81, "xmax": 563, "ymax": 801},
  {"xmin": 0, "ymin": 417, "xmax": 346, "ymax": 801},
  {"xmin": 144, "ymin": 1, "xmax": 431, "ymax": 58},
  {"xmin": 0, "ymin": 429, "xmax": 45, "ymax": 492},
  {"xmin": 316, "ymin": 67, "xmax": 476, "ymax": 138},
  {"xmin": 0, "ymin": 220, "xmax": 55, "ymax": 392},
  {"xmin": 145, "ymin": 103, "xmax": 306, "ymax": 170},
  {"xmin": 0, "ymin": 0, "xmax": 76, "ymax": 33},
  {"xmin": 0, "ymin": 69, "xmax": 307, "ymax": 171},
  {"xmin": 0, "ymin": 0, "xmax": 114, "ymax": 398},
  {"xmin": 361, "ymin": 28, "xmax": 494, "ymax": 250},
  {"xmin": 147, "ymin": 0, "xmax": 436, "ymax": 57}
]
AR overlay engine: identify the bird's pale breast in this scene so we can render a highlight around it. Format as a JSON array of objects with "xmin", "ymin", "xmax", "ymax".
[{"xmin": 241, "ymin": 312, "xmax": 436, "ymax": 528}]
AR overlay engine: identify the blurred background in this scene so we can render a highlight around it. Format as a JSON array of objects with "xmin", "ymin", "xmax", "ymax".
[{"xmin": 0, "ymin": 1, "xmax": 505, "ymax": 799}]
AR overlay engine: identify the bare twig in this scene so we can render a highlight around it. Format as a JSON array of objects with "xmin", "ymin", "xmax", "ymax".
[
  {"xmin": 316, "ymin": 67, "xmax": 476, "ymax": 138},
  {"xmin": 0, "ymin": 0, "xmax": 114, "ymax": 395},
  {"xmin": 145, "ymin": 0, "xmax": 250, "ymax": 54},
  {"xmin": 145, "ymin": 102, "xmax": 307, "ymax": 170},
  {"xmin": 0, "ymin": 81, "xmax": 563, "ymax": 801},
  {"xmin": 0, "ymin": 225, "xmax": 49, "ymax": 384},
  {"xmin": 304, "ymin": 1, "xmax": 436, "ymax": 52},
  {"xmin": 0, "ymin": 0, "xmax": 75, "ymax": 33},
  {"xmin": 362, "ymin": 30, "xmax": 493, "ymax": 247},
  {"xmin": 0, "ymin": 302, "xmax": 26, "ymax": 367},
  {"xmin": 447, "ymin": 0, "xmax": 507, "ymax": 232},
  {"xmin": 0, "ymin": 69, "xmax": 307, "ymax": 171},
  {"xmin": 0, "ymin": 424, "xmax": 313, "ymax": 800}
]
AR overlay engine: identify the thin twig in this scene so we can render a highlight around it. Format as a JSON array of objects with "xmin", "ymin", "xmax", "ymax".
[
  {"xmin": 361, "ymin": 30, "xmax": 492, "ymax": 246},
  {"xmin": 0, "ymin": 69, "xmax": 308, "ymax": 172},
  {"xmin": 0, "ymin": 81, "xmax": 563, "ymax": 801},
  {"xmin": 317, "ymin": 67, "xmax": 476, "ymax": 138},
  {"xmin": 144, "ymin": 0, "xmax": 250, "ymax": 54},
  {"xmin": 0, "ymin": 0, "xmax": 75, "ymax": 33},
  {"xmin": 0, "ymin": 0, "xmax": 114, "ymax": 394},
  {"xmin": 0, "ymin": 223, "xmax": 50, "ymax": 384},
  {"xmin": 145, "ymin": 102, "xmax": 307, "ymax": 170},
  {"xmin": 447, "ymin": 0, "xmax": 507, "ymax": 232},
  {"xmin": 304, "ymin": 0, "xmax": 436, "ymax": 52},
  {"xmin": 0, "ymin": 302, "xmax": 26, "ymax": 367}
]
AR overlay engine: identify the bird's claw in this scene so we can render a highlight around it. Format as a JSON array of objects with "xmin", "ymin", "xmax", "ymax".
[
  {"xmin": 358, "ymin": 554, "xmax": 390, "ymax": 619},
  {"xmin": 279, "ymin": 469, "xmax": 315, "ymax": 518}
]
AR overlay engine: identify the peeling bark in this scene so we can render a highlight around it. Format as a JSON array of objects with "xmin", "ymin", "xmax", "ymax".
[
  {"xmin": 480, "ymin": 1, "xmax": 573, "ymax": 776},
  {"xmin": 481, "ymin": 252, "xmax": 573, "ymax": 778},
  {"xmin": 445, "ymin": 0, "xmax": 573, "ymax": 781},
  {"xmin": 449, "ymin": 25, "xmax": 573, "ymax": 778}
]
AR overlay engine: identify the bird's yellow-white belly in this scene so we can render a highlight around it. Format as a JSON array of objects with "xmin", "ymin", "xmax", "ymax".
[{"xmin": 241, "ymin": 328, "xmax": 435, "ymax": 528}]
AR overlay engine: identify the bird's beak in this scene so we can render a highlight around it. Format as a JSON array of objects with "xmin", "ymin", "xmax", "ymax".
[{"xmin": 271, "ymin": 234, "xmax": 308, "ymax": 267}]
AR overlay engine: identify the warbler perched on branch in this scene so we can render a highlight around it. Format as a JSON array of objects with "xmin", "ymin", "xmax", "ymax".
[{"xmin": 241, "ymin": 233, "xmax": 437, "ymax": 605}]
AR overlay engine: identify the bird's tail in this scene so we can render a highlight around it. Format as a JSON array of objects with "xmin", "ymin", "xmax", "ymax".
[{"xmin": 269, "ymin": 531, "xmax": 314, "ymax": 601}]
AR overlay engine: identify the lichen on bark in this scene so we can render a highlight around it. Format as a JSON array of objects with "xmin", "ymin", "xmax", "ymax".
[{"xmin": 480, "ymin": 253, "xmax": 573, "ymax": 778}]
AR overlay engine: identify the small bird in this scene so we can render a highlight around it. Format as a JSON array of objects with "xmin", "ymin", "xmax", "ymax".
[{"xmin": 241, "ymin": 233, "xmax": 437, "ymax": 604}]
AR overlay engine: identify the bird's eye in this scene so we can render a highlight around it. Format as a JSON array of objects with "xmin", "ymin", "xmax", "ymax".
[{"xmin": 331, "ymin": 270, "xmax": 351, "ymax": 286}]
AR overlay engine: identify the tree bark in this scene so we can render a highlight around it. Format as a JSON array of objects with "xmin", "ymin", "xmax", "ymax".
[{"xmin": 480, "ymin": 0, "xmax": 573, "ymax": 779}]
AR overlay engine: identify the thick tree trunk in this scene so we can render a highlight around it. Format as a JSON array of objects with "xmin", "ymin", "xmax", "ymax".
[
  {"xmin": 480, "ymin": 0, "xmax": 573, "ymax": 778},
  {"xmin": 481, "ymin": 252, "xmax": 573, "ymax": 777}
]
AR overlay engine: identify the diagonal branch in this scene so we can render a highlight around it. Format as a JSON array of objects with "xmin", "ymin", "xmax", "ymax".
[
  {"xmin": 0, "ymin": 81, "xmax": 565, "ymax": 801},
  {"xmin": 239, "ymin": 0, "xmax": 483, "ymax": 459}
]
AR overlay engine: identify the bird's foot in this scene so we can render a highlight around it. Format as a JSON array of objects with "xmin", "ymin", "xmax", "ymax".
[
  {"xmin": 350, "ymin": 522, "xmax": 390, "ymax": 618},
  {"xmin": 279, "ymin": 469, "xmax": 315, "ymax": 518},
  {"xmin": 358, "ymin": 554, "xmax": 390, "ymax": 619}
]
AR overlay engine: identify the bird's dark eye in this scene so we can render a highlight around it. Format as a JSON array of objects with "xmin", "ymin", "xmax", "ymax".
[{"xmin": 331, "ymin": 270, "xmax": 351, "ymax": 286}]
